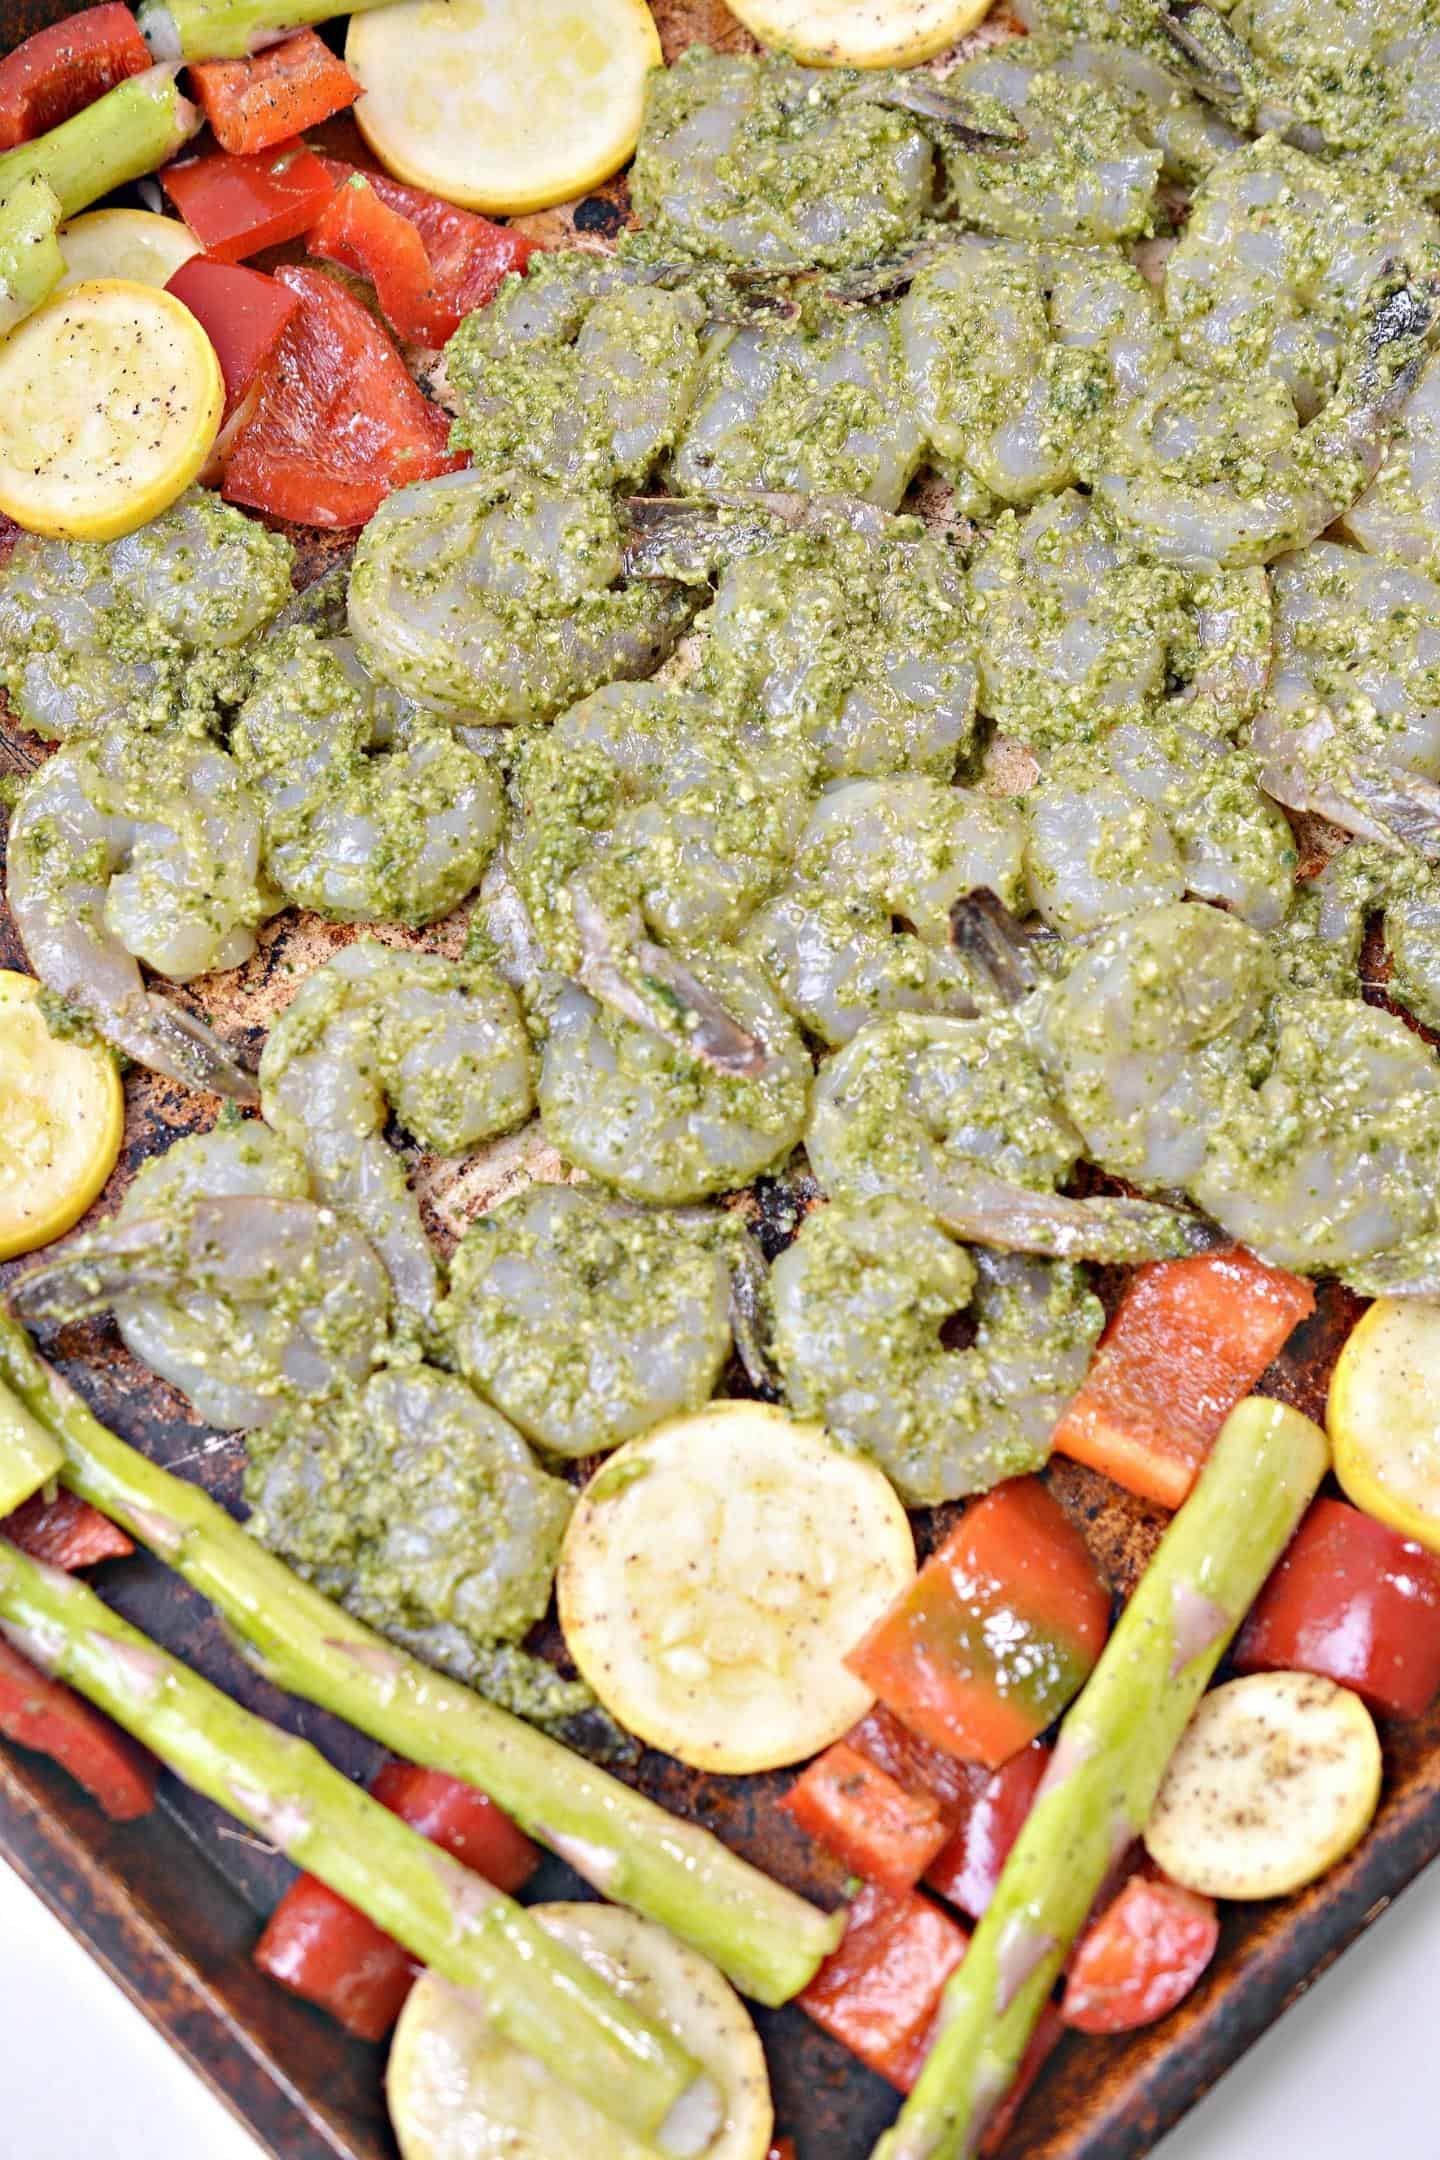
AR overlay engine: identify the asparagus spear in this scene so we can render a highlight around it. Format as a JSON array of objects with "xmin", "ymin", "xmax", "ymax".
[
  {"xmin": 0, "ymin": 174, "xmax": 64, "ymax": 336},
  {"xmin": 0, "ymin": 1535, "xmax": 723, "ymax": 2157},
  {"xmin": 139, "ymin": 0, "xmax": 397, "ymax": 62},
  {"xmin": 0, "ymin": 1376, "xmax": 62, "ymax": 1517},
  {"xmin": 873, "ymin": 1395, "xmax": 1330, "ymax": 2160},
  {"xmin": 0, "ymin": 65, "xmax": 198, "ymax": 223},
  {"xmin": 0, "ymin": 1316, "xmax": 843, "ymax": 2004}
]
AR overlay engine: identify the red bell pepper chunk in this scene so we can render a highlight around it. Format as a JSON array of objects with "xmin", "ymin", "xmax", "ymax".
[
  {"xmin": 1, "ymin": 1489, "xmax": 134, "ymax": 1570},
  {"xmin": 254, "ymin": 1759, "xmax": 539, "ymax": 2038},
  {"xmin": 188, "ymin": 28, "xmax": 358, "ymax": 157},
  {"xmin": 848, "ymin": 1479, "xmax": 1111, "ymax": 1770},
  {"xmin": 1051, "ymin": 1247, "xmax": 1316, "ymax": 1510},
  {"xmin": 767, "ymin": 2144, "xmax": 797, "ymax": 2160},
  {"xmin": 315, "ymin": 155, "xmax": 534, "ymax": 330},
  {"xmin": 160, "ymin": 139, "xmax": 337, "ymax": 263},
  {"xmin": 165, "ymin": 255, "xmax": 298, "ymax": 418},
  {"xmin": 0, "ymin": 3, "xmax": 149, "ymax": 152},
  {"xmin": 308, "ymin": 173, "xmax": 454, "ymax": 346},
  {"xmin": 1234, "ymin": 1495, "xmax": 1440, "ymax": 1719},
  {"xmin": 0, "ymin": 1635, "xmax": 155, "ymax": 1820},
  {"xmin": 846, "ymin": 1704, "xmax": 989, "ymax": 1826},
  {"xmin": 800, "ymin": 1880, "xmax": 968, "ymax": 2091},
  {"xmin": 784, "ymin": 1741, "xmax": 951, "ymax": 1894},
  {"xmin": 1062, "ymin": 1872, "xmax": 1219, "ymax": 2035},
  {"xmin": 925, "ymin": 1739, "xmax": 1050, "ymax": 1919},
  {"xmin": 221, "ymin": 265, "xmax": 461, "ymax": 527}
]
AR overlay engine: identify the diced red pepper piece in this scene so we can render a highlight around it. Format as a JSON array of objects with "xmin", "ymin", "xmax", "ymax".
[
  {"xmin": 767, "ymin": 2144, "xmax": 797, "ymax": 2160},
  {"xmin": 925, "ymin": 1740, "xmax": 1050, "ymax": 1919},
  {"xmin": 254, "ymin": 1759, "xmax": 539, "ymax": 2038},
  {"xmin": 0, "ymin": 1635, "xmax": 155, "ymax": 1820},
  {"xmin": 160, "ymin": 139, "xmax": 337, "ymax": 264},
  {"xmin": 222, "ymin": 265, "xmax": 461, "ymax": 527},
  {"xmin": 1062, "ymin": 1873, "xmax": 1219, "ymax": 2035},
  {"xmin": 188, "ymin": 28, "xmax": 358, "ymax": 157},
  {"xmin": 800, "ymin": 1881, "xmax": 969, "ymax": 2090},
  {"xmin": 847, "ymin": 1704, "xmax": 988, "ymax": 1827},
  {"xmin": 848, "ymin": 1479, "xmax": 1110, "ymax": 1770},
  {"xmin": 1234, "ymin": 1495, "xmax": 1440, "ymax": 1719},
  {"xmin": 165, "ymin": 255, "xmax": 298, "ymax": 418},
  {"xmin": 1051, "ymin": 1248, "xmax": 1316, "ymax": 1510},
  {"xmin": 1, "ymin": 1490, "xmax": 133, "ymax": 1570},
  {"xmin": 784, "ymin": 1741, "xmax": 950, "ymax": 1894},
  {"xmin": 0, "ymin": 3, "xmax": 149, "ymax": 152},
  {"xmin": 316, "ymin": 154, "xmax": 534, "ymax": 329},
  {"xmin": 309, "ymin": 172, "xmax": 454, "ymax": 346}
]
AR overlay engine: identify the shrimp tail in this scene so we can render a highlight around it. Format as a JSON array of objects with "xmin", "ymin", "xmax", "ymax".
[
  {"xmin": 132, "ymin": 993, "xmax": 260, "ymax": 1104},
  {"xmin": 861, "ymin": 76, "xmax": 1023, "ymax": 151},
  {"xmin": 930, "ymin": 1166, "xmax": 1223, "ymax": 1263},
  {"xmin": 570, "ymin": 885, "xmax": 770, "ymax": 1077},
  {"xmin": 949, "ymin": 888, "xmax": 1052, "ymax": 1006},
  {"xmin": 1157, "ymin": 0, "xmax": 1264, "ymax": 119},
  {"xmin": 621, "ymin": 487, "xmax": 896, "ymax": 578},
  {"xmin": 726, "ymin": 1225, "xmax": 783, "ymax": 1397}
]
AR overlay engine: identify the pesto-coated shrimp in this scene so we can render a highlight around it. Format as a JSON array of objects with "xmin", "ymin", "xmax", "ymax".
[
  {"xmin": 347, "ymin": 472, "xmax": 697, "ymax": 723},
  {"xmin": 0, "ymin": 489, "xmax": 294, "ymax": 741},
  {"xmin": 444, "ymin": 249, "xmax": 711, "ymax": 491},
  {"xmin": 1025, "ymin": 721, "xmax": 1296, "ymax": 933},
  {"xmin": 6, "ymin": 735, "xmax": 270, "ymax": 1097},
  {"xmin": 445, "ymin": 1183, "xmax": 731, "ymax": 1457},
  {"xmin": 1344, "ymin": 349, "xmax": 1440, "ymax": 580},
  {"xmin": 900, "ymin": 238, "xmax": 1169, "ymax": 514},
  {"xmin": 244, "ymin": 1362, "xmax": 579, "ymax": 1710},
  {"xmin": 747, "ymin": 778, "xmax": 1025, "ymax": 1048},
  {"xmin": 232, "ymin": 629, "xmax": 504, "ymax": 926},
  {"xmin": 536, "ymin": 957, "xmax": 812, "ymax": 1205},
  {"xmin": 771, "ymin": 1195, "xmax": 1102, "ymax": 1506},
  {"xmin": 11, "ymin": 1191, "xmax": 391, "ymax": 1426},
  {"xmin": 1247, "ymin": 541, "xmax": 1440, "ymax": 851},
  {"xmin": 807, "ymin": 1011, "xmax": 1214, "ymax": 1262},
  {"xmin": 1293, "ymin": 841, "xmax": 1440, "ymax": 1033},
  {"xmin": 260, "ymin": 941, "xmax": 534, "ymax": 1326},
  {"xmin": 968, "ymin": 491, "xmax": 1272, "ymax": 749},
  {"xmin": 669, "ymin": 302, "xmax": 927, "ymax": 512}
]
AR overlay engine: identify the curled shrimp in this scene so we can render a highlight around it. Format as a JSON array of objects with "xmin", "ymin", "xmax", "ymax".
[
  {"xmin": 6, "ymin": 735, "xmax": 270, "ymax": 1098},
  {"xmin": 232, "ymin": 628, "xmax": 505, "ymax": 926},
  {"xmin": 807, "ymin": 1010, "xmax": 1215, "ymax": 1262},
  {"xmin": 444, "ymin": 1182, "xmax": 732, "ymax": 1457},
  {"xmin": 11, "ymin": 1192, "xmax": 391, "ymax": 1425},
  {"xmin": 260, "ymin": 941, "xmax": 535, "ymax": 1327},
  {"xmin": 746, "ymin": 778, "xmax": 1026, "ymax": 1047},
  {"xmin": 1343, "ymin": 347, "xmax": 1440, "ymax": 577},
  {"xmin": 771, "ymin": 1195, "xmax": 1102, "ymax": 1506},
  {"xmin": 347, "ymin": 471, "xmax": 698, "ymax": 724}
]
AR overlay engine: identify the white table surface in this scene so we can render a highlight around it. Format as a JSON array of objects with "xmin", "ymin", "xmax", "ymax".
[{"xmin": 2, "ymin": 1848, "xmax": 1438, "ymax": 2159}]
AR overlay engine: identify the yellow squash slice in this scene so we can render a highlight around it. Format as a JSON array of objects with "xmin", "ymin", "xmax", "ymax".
[
  {"xmin": 389, "ymin": 1904, "xmax": 774, "ymax": 2160},
  {"xmin": 1329, "ymin": 1297, "xmax": 1440, "ymax": 1552},
  {"xmin": 0, "ymin": 973, "xmax": 123, "ymax": 1262},
  {"xmin": 0, "ymin": 278, "xmax": 222, "ymax": 541},
  {"xmin": 346, "ymin": 0, "xmax": 661, "ymax": 215},
  {"xmin": 56, "ymin": 208, "xmax": 201, "ymax": 292},
  {"xmin": 558, "ymin": 1401, "xmax": 916, "ymax": 1773},
  {"xmin": 725, "ymin": 0, "xmax": 996, "ymax": 67}
]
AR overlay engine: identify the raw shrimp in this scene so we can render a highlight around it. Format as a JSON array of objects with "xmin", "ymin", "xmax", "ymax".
[
  {"xmin": 536, "ymin": 955, "xmax": 812, "ymax": 1205},
  {"xmin": 0, "ymin": 489, "xmax": 294, "ymax": 741},
  {"xmin": 807, "ymin": 1010, "xmax": 1215, "ymax": 1261},
  {"xmin": 771, "ymin": 1194, "xmax": 1102, "ymax": 1506},
  {"xmin": 1247, "ymin": 541, "xmax": 1440, "ymax": 851},
  {"xmin": 347, "ymin": 471, "xmax": 697, "ymax": 724},
  {"xmin": 444, "ymin": 1182, "xmax": 731, "ymax": 1457},
  {"xmin": 968, "ymin": 491, "xmax": 1272, "ymax": 749},
  {"xmin": 444, "ymin": 248, "xmax": 711, "ymax": 491},
  {"xmin": 1025, "ymin": 721, "xmax": 1296, "ymax": 933},
  {"xmin": 1286, "ymin": 841, "xmax": 1440, "ymax": 1033},
  {"xmin": 899, "ymin": 238, "xmax": 1170, "ymax": 514},
  {"xmin": 1034, "ymin": 899, "xmax": 1276, "ymax": 1188},
  {"xmin": 260, "ymin": 941, "xmax": 534, "ymax": 1327},
  {"xmin": 231, "ymin": 628, "xmax": 504, "ymax": 925},
  {"xmin": 936, "ymin": 44, "xmax": 1163, "ymax": 243},
  {"xmin": 747, "ymin": 778, "xmax": 1026, "ymax": 1047},
  {"xmin": 1093, "ymin": 263, "xmax": 1440, "ymax": 568},
  {"xmin": 668, "ymin": 301, "xmax": 926, "ymax": 512},
  {"xmin": 244, "ymin": 1361, "xmax": 579, "ymax": 1709},
  {"xmin": 1343, "ymin": 348, "xmax": 1440, "ymax": 579},
  {"xmin": 6, "ymin": 735, "xmax": 270, "ymax": 1097},
  {"xmin": 11, "ymin": 1190, "xmax": 391, "ymax": 1426}
]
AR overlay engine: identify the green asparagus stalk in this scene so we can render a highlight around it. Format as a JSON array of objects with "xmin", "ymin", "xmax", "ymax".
[
  {"xmin": 0, "ymin": 66, "xmax": 198, "ymax": 224},
  {"xmin": 139, "ymin": 0, "xmax": 397, "ymax": 62},
  {"xmin": 0, "ymin": 173, "xmax": 64, "ymax": 336},
  {"xmin": 0, "ymin": 1376, "xmax": 62, "ymax": 1517},
  {"xmin": 873, "ymin": 1395, "xmax": 1330, "ymax": 2160},
  {"xmin": 0, "ymin": 1535, "xmax": 723, "ymax": 2158},
  {"xmin": 0, "ymin": 1315, "xmax": 843, "ymax": 2004}
]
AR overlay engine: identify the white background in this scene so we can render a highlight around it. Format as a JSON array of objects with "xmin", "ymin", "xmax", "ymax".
[{"xmin": 2, "ymin": 1851, "xmax": 1438, "ymax": 2158}]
